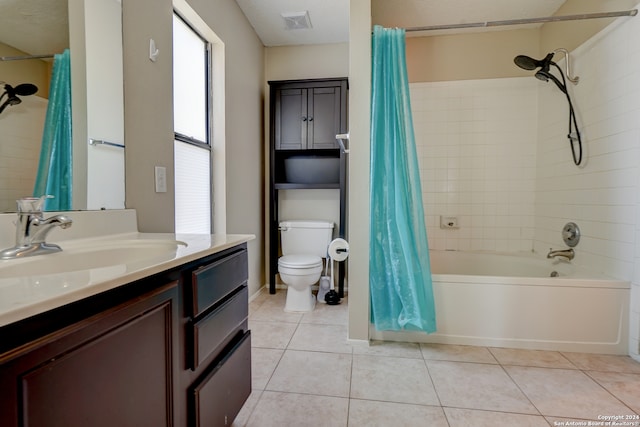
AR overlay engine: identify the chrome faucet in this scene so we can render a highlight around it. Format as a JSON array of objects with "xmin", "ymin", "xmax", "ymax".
[
  {"xmin": 0, "ymin": 196, "xmax": 72, "ymax": 260},
  {"xmin": 547, "ymin": 247, "xmax": 574, "ymax": 261}
]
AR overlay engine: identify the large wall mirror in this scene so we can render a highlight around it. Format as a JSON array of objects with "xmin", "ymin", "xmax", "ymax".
[{"xmin": 0, "ymin": 0, "xmax": 124, "ymax": 212}]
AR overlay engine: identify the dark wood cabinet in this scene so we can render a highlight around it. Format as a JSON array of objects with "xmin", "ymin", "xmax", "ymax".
[
  {"xmin": 0, "ymin": 243, "xmax": 251, "ymax": 427},
  {"xmin": 268, "ymin": 78, "xmax": 348, "ymax": 296},
  {"xmin": 274, "ymin": 82, "xmax": 346, "ymax": 150},
  {"xmin": 0, "ymin": 282, "xmax": 179, "ymax": 427}
]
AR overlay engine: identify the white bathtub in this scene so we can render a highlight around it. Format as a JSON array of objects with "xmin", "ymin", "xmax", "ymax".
[{"xmin": 370, "ymin": 251, "xmax": 630, "ymax": 354}]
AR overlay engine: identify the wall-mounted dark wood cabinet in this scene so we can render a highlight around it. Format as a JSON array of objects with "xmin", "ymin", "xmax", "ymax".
[
  {"xmin": 268, "ymin": 78, "xmax": 348, "ymax": 295},
  {"xmin": 274, "ymin": 81, "xmax": 346, "ymax": 150}
]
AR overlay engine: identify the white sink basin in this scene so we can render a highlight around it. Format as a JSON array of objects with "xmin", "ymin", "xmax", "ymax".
[{"xmin": 0, "ymin": 239, "xmax": 187, "ymax": 279}]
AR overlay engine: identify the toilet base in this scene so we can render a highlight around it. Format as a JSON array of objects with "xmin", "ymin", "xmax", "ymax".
[{"xmin": 284, "ymin": 286, "xmax": 316, "ymax": 312}]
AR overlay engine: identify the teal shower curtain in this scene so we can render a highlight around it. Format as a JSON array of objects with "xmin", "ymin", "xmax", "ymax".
[
  {"xmin": 369, "ymin": 26, "xmax": 436, "ymax": 332},
  {"xmin": 33, "ymin": 49, "xmax": 72, "ymax": 211}
]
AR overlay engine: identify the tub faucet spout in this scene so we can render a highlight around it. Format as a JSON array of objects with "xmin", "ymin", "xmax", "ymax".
[{"xmin": 547, "ymin": 247, "xmax": 574, "ymax": 261}]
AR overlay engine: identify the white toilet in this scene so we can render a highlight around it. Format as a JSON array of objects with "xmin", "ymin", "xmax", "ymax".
[{"xmin": 278, "ymin": 220, "xmax": 334, "ymax": 312}]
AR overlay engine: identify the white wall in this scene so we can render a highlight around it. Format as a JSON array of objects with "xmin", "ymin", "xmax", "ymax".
[
  {"xmin": 0, "ymin": 96, "xmax": 46, "ymax": 211},
  {"xmin": 411, "ymin": 78, "xmax": 538, "ymax": 253},
  {"xmin": 532, "ymin": 14, "xmax": 640, "ymax": 360},
  {"xmin": 85, "ymin": 0, "xmax": 124, "ymax": 210},
  {"xmin": 533, "ymin": 42, "xmax": 638, "ymax": 280}
]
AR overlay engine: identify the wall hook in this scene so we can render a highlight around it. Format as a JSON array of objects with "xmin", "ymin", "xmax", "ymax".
[{"xmin": 149, "ymin": 39, "xmax": 160, "ymax": 62}]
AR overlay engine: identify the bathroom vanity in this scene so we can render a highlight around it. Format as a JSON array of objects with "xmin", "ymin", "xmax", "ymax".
[{"xmin": 0, "ymin": 210, "xmax": 253, "ymax": 427}]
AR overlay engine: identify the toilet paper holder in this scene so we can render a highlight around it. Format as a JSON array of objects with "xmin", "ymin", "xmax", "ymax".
[{"xmin": 328, "ymin": 238, "xmax": 349, "ymax": 262}]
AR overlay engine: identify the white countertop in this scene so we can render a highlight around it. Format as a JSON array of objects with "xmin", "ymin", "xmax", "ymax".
[{"xmin": 0, "ymin": 210, "xmax": 254, "ymax": 327}]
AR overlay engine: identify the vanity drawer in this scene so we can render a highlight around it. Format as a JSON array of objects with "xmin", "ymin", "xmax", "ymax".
[
  {"xmin": 189, "ymin": 331, "xmax": 251, "ymax": 427},
  {"xmin": 191, "ymin": 248, "xmax": 248, "ymax": 317},
  {"xmin": 189, "ymin": 286, "xmax": 248, "ymax": 370}
]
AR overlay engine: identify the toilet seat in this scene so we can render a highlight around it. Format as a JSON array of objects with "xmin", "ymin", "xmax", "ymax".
[{"xmin": 278, "ymin": 254, "xmax": 322, "ymax": 269}]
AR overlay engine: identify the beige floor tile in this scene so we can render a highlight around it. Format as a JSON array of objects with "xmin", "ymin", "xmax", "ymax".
[
  {"xmin": 586, "ymin": 370, "xmax": 640, "ymax": 414},
  {"xmin": 248, "ymin": 320, "xmax": 298, "ymax": 349},
  {"xmin": 249, "ymin": 288, "xmax": 270, "ymax": 308},
  {"xmin": 561, "ymin": 352, "xmax": 640, "ymax": 374},
  {"xmin": 243, "ymin": 297, "xmax": 640, "ymax": 426},
  {"xmin": 351, "ymin": 354, "xmax": 440, "ymax": 406},
  {"xmin": 266, "ymin": 350, "xmax": 352, "ymax": 397},
  {"xmin": 246, "ymin": 391, "xmax": 348, "ymax": 427},
  {"xmin": 427, "ymin": 360, "xmax": 538, "ymax": 414},
  {"xmin": 288, "ymin": 323, "xmax": 353, "ymax": 354},
  {"xmin": 489, "ymin": 347, "xmax": 576, "ymax": 369},
  {"xmin": 251, "ymin": 348, "xmax": 283, "ymax": 390},
  {"xmin": 353, "ymin": 339, "xmax": 423, "ymax": 359},
  {"xmin": 348, "ymin": 399, "xmax": 448, "ymax": 427},
  {"xmin": 421, "ymin": 343, "xmax": 498, "ymax": 364},
  {"xmin": 249, "ymin": 293, "xmax": 303, "ymax": 323},
  {"xmin": 301, "ymin": 297, "xmax": 348, "ymax": 325},
  {"xmin": 444, "ymin": 408, "xmax": 550, "ymax": 427},
  {"xmin": 233, "ymin": 390, "xmax": 262, "ymax": 427},
  {"xmin": 505, "ymin": 366, "xmax": 633, "ymax": 419},
  {"xmin": 253, "ymin": 289, "xmax": 286, "ymax": 306}
]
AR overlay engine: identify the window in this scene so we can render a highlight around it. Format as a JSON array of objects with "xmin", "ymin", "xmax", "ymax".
[{"xmin": 173, "ymin": 13, "xmax": 212, "ymax": 233}]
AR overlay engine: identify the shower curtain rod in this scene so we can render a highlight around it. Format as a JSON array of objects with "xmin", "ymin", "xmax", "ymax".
[
  {"xmin": 403, "ymin": 9, "xmax": 638, "ymax": 33},
  {"xmin": 0, "ymin": 54, "xmax": 54, "ymax": 61}
]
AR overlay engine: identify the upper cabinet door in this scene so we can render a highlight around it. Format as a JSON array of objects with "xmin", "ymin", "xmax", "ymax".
[
  {"xmin": 275, "ymin": 88, "xmax": 307, "ymax": 150},
  {"xmin": 308, "ymin": 86, "xmax": 343, "ymax": 149}
]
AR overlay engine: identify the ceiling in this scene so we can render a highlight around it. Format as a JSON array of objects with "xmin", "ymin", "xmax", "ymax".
[
  {"xmin": 235, "ymin": 0, "xmax": 350, "ymax": 47},
  {"xmin": 0, "ymin": 0, "xmax": 68, "ymax": 58},
  {"xmin": 0, "ymin": 0, "xmax": 570, "ymax": 54},
  {"xmin": 236, "ymin": 0, "xmax": 568, "ymax": 47}
]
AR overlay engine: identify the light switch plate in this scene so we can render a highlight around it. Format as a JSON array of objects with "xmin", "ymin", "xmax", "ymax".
[{"xmin": 155, "ymin": 166, "xmax": 167, "ymax": 193}]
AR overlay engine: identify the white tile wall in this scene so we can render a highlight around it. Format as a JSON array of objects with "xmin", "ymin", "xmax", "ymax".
[
  {"xmin": 0, "ymin": 96, "xmax": 47, "ymax": 211},
  {"xmin": 551, "ymin": 12, "xmax": 640, "ymax": 360},
  {"xmin": 533, "ymin": 24, "xmax": 640, "ymax": 282},
  {"xmin": 410, "ymin": 13, "xmax": 640, "ymax": 358},
  {"xmin": 410, "ymin": 78, "xmax": 538, "ymax": 252}
]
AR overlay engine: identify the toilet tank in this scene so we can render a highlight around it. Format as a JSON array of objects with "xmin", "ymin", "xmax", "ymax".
[{"xmin": 279, "ymin": 220, "xmax": 334, "ymax": 257}]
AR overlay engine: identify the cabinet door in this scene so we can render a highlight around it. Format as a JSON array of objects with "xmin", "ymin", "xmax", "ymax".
[
  {"xmin": 275, "ymin": 88, "xmax": 308, "ymax": 149},
  {"xmin": 0, "ymin": 282, "xmax": 178, "ymax": 427},
  {"xmin": 308, "ymin": 86, "xmax": 342, "ymax": 149}
]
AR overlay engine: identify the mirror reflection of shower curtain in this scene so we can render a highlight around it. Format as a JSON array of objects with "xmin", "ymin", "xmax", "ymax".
[
  {"xmin": 33, "ymin": 49, "xmax": 72, "ymax": 211},
  {"xmin": 369, "ymin": 26, "xmax": 436, "ymax": 333}
]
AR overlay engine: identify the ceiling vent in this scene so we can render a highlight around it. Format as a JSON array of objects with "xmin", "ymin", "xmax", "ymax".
[{"xmin": 281, "ymin": 11, "xmax": 312, "ymax": 30}]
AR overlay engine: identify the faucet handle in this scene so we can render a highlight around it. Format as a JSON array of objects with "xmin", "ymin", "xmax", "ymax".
[{"xmin": 17, "ymin": 195, "xmax": 52, "ymax": 213}]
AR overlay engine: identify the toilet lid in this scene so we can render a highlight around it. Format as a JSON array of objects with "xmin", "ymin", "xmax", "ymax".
[{"xmin": 278, "ymin": 254, "xmax": 322, "ymax": 269}]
